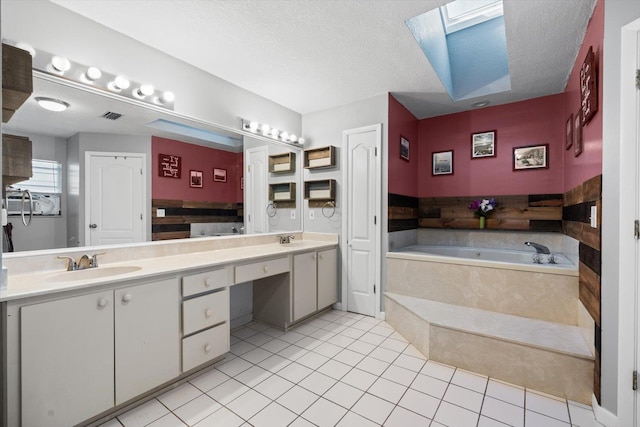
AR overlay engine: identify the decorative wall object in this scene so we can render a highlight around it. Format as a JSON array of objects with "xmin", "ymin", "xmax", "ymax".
[
  {"xmin": 190, "ymin": 170, "xmax": 203, "ymax": 188},
  {"xmin": 471, "ymin": 130, "xmax": 496, "ymax": 158},
  {"xmin": 574, "ymin": 111, "xmax": 583, "ymax": 157},
  {"xmin": 400, "ymin": 136, "xmax": 410, "ymax": 161},
  {"xmin": 158, "ymin": 153, "xmax": 181, "ymax": 178},
  {"xmin": 580, "ymin": 46, "xmax": 598, "ymax": 125},
  {"xmin": 213, "ymin": 168, "xmax": 227, "ymax": 182},
  {"xmin": 565, "ymin": 114, "xmax": 573, "ymax": 150},
  {"xmin": 432, "ymin": 150, "xmax": 453, "ymax": 175},
  {"xmin": 513, "ymin": 144, "xmax": 548, "ymax": 170}
]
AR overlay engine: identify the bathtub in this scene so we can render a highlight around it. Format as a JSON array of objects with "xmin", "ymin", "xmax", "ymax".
[{"xmin": 390, "ymin": 244, "xmax": 576, "ymax": 274}]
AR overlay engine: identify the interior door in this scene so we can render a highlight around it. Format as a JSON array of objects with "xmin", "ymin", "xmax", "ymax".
[
  {"xmin": 344, "ymin": 125, "xmax": 381, "ymax": 317},
  {"xmin": 245, "ymin": 146, "xmax": 269, "ymax": 234},
  {"xmin": 86, "ymin": 153, "xmax": 145, "ymax": 246}
]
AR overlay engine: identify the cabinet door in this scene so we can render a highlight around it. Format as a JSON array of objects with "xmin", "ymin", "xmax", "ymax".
[
  {"xmin": 317, "ymin": 248, "xmax": 338, "ymax": 309},
  {"xmin": 293, "ymin": 251, "xmax": 317, "ymax": 321},
  {"xmin": 21, "ymin": 291, "xmax": 114, "ymax": 427},
  {"xmin": 115, "ymin": 278, "xmax": 180, "ymax": 404}
]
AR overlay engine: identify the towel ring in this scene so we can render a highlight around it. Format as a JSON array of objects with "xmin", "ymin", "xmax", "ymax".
[
  {"xmin": 266, "ymin": 202, "xmax": 278, "ymax": 217},
  {"xmin": 322, "ymin": 201, "xmax": 336, "ymax": 218}
]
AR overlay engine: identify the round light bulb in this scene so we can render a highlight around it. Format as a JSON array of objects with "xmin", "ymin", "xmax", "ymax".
[
  {"xmin": 271, "ymin": 129, "xmax": 279, "ymax": 138},
  {"xmin": 161, "ymin": 91, "xmax": 175, "ymax": 103},
  {"xmin": 138, "ymin": 84, "xmax": 154, "ymax": 97},
  {"xmin": 249, "ymin": 121, "xmax": 259, "ymax": 131},
  {"xmin": 261, "ymin": 124, "xmax": 270, "ymax": 135},
  {"xmin": 280, "ymin": 132, "xmax": 289, "ymax": 141},
  {"xmin": 85, "ymin": 67, "xmax": 102, "ymax": 81},
  {"xmin": 35, "ymin": 97, "xmax": 70, "ymax": 112},
  {"xmin": 51, "ymin": 56, "xmax": 71, "ymax": 72},
  {"xmin": 113, "ymin": 76, "xmax": 130, "ymax": 90},
  {"xmin": 289, "ymin": 134, "xmax": 298, "ymax": 143},
  {"xmin": 298, "ymin": 138, "xmax": 305, "ymax": 146}
]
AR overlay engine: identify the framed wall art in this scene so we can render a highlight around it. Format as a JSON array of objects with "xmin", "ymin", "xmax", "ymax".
[
  {"xmin": 213, "ymin": 168, "xmax": 227, "ymax": 182},
  {"xmin": 580, "ymin": 46, "xmax": 598, "ymax": 125},
  {"xmin": 400, "ymin": 136, "xmax": 410, "ymax": 161},
  {"xmin": 471, "ymin": 130, "xmax": 496, "ymax": 158},
  {"xmin": 574, "ymin": 110, "xmax": 583, "ymax": 157},
  {"xmin": 158, "ymin": 153, "xmax": 181, "ymax": 178},
  {"xmin": 513, "ymin": 144, "xmax": 548, "ymax": 170},
  {"xmin": 565, "ymin": 114, "xmax": 573, "ymax": 150},
  {"xmin": 432, "ymin": 150, "xmax": 454, "ymax": 175},
  {"xmin": 190, "ymin": 170, "xmax": 203, "ymax": 188}
]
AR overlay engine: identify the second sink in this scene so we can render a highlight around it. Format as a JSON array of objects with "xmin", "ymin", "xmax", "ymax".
[{"xmin": 46, "ymin": 266, "xmax": 142, "ymax": 283}]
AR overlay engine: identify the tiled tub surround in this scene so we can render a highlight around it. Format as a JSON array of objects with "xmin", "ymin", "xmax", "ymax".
[{"xmin": 385, "ymin": 235, "xmax": 595, "ymax": 404}]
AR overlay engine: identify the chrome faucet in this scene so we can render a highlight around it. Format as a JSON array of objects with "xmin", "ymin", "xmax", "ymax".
[
  {"xmin": 524, "ymin": 242, "xmax": 550, "ymax": 254},
  {"xmin": 279, "ymin": 235, "xmax": 295, "ymax": 244},
  {"xmin": 57, "ymin": 253, "xmax": 105, "ymax": 271}
]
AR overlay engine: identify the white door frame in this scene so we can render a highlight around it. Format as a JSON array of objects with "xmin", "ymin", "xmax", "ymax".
[
  {"xmin": 84, "ymin": 151, "xmax": 147, "ymax": 247},
  {"xmin": 340, "ymin": 124, "xmax": 382, "ymax": 318}
]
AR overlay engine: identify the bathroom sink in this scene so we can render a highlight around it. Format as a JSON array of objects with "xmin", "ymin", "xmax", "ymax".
[{"xmin": 46, "ymin": 266, "xmax": 142, "ymax": 283}]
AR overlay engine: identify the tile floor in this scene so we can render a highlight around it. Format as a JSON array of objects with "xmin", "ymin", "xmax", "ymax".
[{"xmin": 101, "ymin": 310, "xmax": 603, "ymax": 427}]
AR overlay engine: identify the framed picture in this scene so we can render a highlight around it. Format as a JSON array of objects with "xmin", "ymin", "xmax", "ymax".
[
  {"xmin": 574, "ymin": 111, "xmax": 583, "ymax": 157},
  {"xmin": 158, "ymin": 153, "xmax": 181, "ymax": 178},
  {"xmin": 580, "ymin": 46, "xmax": 598, "ymax": 125},
  {"xmin": 241, "ymin": 176, "xmax": 244, "ymax": 190},
  {"xmin": 513, "ymin": 144, "xmax": 548, "ymax": 170},
  {"xmin": 400, "ymin": 136, "xmax": 410, "ymax": 161},
  {"xmin": 565, "ymin": 114, "xmax": 573, "ymax": 150},
  {"xmin": 471, "ymin": 130, "xmax": 496, "ymax": 158},
  {"xmin": 213, "ymin": 168, "xmax": 227, "ymax": 182},
  {"xmin": 190, "ymin": 170, "xmax": 203, "ymax": 188},
  {"xmin": 432, "ymin": 150, "xmax": 453, "ymax": 175}
]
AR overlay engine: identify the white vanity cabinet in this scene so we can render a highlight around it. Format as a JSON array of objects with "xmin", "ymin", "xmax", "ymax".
[
  {"xmin": 20, "ymin": 277, "xmax": 180, "ymax": 427},
  {"xmin": 293, "ymin": 248, "xmax": 338, "ymax": 322},
  {"xmin": 21, "ymin": 291, "xmax": 115, "ymax": 427}
]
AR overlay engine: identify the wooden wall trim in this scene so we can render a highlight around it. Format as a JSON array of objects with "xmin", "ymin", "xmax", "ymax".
[{"xmin": 388, "ymin": 193, "xmax": 419, "ymax": 232}]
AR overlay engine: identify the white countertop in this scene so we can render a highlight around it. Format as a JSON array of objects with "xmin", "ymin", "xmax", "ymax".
[{"xmin": 1, "ymin": 239, "xmax": 337, "ymax": 302}]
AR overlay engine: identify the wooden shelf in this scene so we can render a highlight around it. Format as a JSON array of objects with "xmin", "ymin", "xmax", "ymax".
[
  {"xmin": 269, "ymin": 182, "xmax": 296, "ymax": 202},
  {"xmin": 3, "ymin": 133, "xmax": 32, "ymax": 188},
  {"xmin": 304, "ymin": 146, "xmax": 336, "ymax": 169},
  {"xmin": 304, "ymin": 179, "xmax": 336, "ymax": 202},
  {"xmin": 2, "ymin": 43, "xmax": 33, "ymax": 123},
  {"xmin": 269, "ymin": 152, "xmax": 296, "ymax": 173}
]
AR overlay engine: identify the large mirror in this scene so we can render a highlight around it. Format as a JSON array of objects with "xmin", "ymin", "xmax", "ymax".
[{"xmin": 2, "ymin": 74, "xmax": 303, "ymax": 252}]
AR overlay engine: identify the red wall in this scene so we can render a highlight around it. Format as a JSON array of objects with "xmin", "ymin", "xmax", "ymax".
[
  {"xmin": 152, "ymin": 136, "xmax": 243, "ymax": 203},
  {"xmin": 417, "ymin": 94, "xmax": 565, "ymax": 197},
  {"xmin": 563, "ymin": 0, "xmax": 603, "ymax": 191},
  {"xmin": 388, "ymin": 94, "xmax": 419, "ymax": 197}
]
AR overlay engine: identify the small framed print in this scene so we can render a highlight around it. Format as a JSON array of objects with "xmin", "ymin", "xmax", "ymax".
[
  {"xmin": 471, "ymin": 130, "xmax": 496, "ymax": 158},
  {"xmin": 190, "ymin": 170, "xmax": 203, "ymax": 188},
  {"xmin": 574, "ymin": 111, "xmax": 583, "ymax": 157},
  {"xmin": 158, "ymin": 153, "xmax": 181, "ymax": 178},
  {"xmin": 432, "ymin": 150, "xmax": 453, "ymax": 175},
  {"xmin": 213, "ymin": 168, "xmax": 227, "ymax": 182},
  {"xmin": 400, "ymin": 136, "xmax": 410, "ymax": 161},
  {"xmin": 565, "ymin": 114, "xmax": 573, "ymax": 150},
  {"xmin": 513, "ymin": 144, "xmax": 548, "ymax": 170}
]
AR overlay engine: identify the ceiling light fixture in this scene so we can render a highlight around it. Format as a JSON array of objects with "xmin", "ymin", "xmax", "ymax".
[
  {"xmin": 3, "ymin": 40, "xmax": 176, "ymax": 111},
  {"xmin": 242, "ymin": 119, "xmax": 305, "ymax": 146},
  {"xmin": 35, "ymin": 97, "xmax": 70, "ymax": 112},
  {"xmin": 471, "ymin": 100, "xmax": 490, "ymax": 108}
]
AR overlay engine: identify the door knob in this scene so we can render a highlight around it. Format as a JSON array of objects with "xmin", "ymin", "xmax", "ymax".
[{"xmin": 89, "ymin": 224, "xmax": 97, "ymax": 229}]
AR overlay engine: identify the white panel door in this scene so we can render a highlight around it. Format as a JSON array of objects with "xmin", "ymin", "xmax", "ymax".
[
  {"xmin": 21, "ymin": 291, "xmax": 114, "ymax": 427},
  {"xmin": 115, "ymin": 278, "xmax": 180, "ymax": 405},
  {"xmin": 245, "ymin": 147, "xmax": 269, "ymax": 234},
  {"xmin": 345, "ymin": 125, "xmax": 380, "ymax": 316},
  {"xmin": 87, "ymin": 153, "xmax": 145, "ymax": 246}
]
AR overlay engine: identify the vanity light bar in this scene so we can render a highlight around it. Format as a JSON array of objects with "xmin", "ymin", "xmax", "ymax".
[
  {"xmin": 241, "ymin": 119, "xmax": 305, "ymax": 146},
  {"xmin": 6, "ymin": 41, "xmax": 175, "ymax": 111}
]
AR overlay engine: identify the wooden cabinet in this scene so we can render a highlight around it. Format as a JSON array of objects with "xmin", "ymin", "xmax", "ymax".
[
  {"xmin": 293, "ymin": 251, "xmax": 318, "ymax": 321},
  {"xmin": 115, "ymin": 279, "xmax": 180, "ymax": 405},
  {"xmin": 269, "ymin": 182, "xmax": 296, "ymax": 202},
  {"xmin": 2, "ymin": 43, "xmax": 32, "ymax": 123},
  {"xmin": 21, "ymin": 291, "xmax": 115, "ymax": 427},
  {"xmin": 269, "ymin": 152, "xmax": 296, "ymax": 173},
  {"xmin": 317, "ymin": 248, "xmax": 338, "ymax": 309},
  {"xmin": 20, "ymin": 278, "xmax": 180, "ymax": 425},
  {"xmin": 304, "ymin": 146, "xmax": 336, "ymax": 169},
  {"xmin": 2, "ymin": 133, "xmax": 32, "ymax": 187}
]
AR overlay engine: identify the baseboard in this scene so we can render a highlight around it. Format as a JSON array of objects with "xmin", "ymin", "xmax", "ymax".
[
  {"xmin": 332, "ymin": 302, "xmax": 343, "ymax": 311},
  {"xmin": 230, "ymin": 313, "xmax": 253, "ymax": 329},
  {"xmin": 592, "ymin": 394, "xmax": 618, "ymax": 426},
  {"xmin": 378, "ymin": 311, "xmax": 386, "ymax": 321}
]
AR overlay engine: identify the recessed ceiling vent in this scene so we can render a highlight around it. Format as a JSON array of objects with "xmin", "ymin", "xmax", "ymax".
[{"xmin": 101, "ymin": 111, "xmax": 123, "ymax": 121}]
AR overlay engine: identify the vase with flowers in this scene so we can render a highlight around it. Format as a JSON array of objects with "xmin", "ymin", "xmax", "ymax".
[{"xmin": 468, "ymin": 198, "xmax": 496, "ymax": 229}]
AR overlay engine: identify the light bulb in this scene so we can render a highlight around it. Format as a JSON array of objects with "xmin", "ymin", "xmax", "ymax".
[
  {"xmin": 112, "ymin": 76, "xmax": 130, "ymax": 91},
  {"xmin": 298, "ymin": 138, "xmax": 305, "ymax": 146},
  {"xmin": 51, "ymin": 56, "xmax": 71, "ymax": 72},
  {"xmin": 249, "ymin": 121, "xmax": 259, "ymax": 131},
  {"xmin": 85, "ymin": 67, "xmax": 102, "ymax": 81},
  {"xmin": 137, "ymin": 84, "xmax": 154, "ymax": 97},
  {"xmin": 289, "ymin": 134, "xmax": 298, "ymax": 143},
  {"xmin": 280, "ymin": 132, "xmax": 289, "ymax": 141},
  {"xmin": 261, "ymin": 124, "xmax": 270, "ymax": 135},
  {"xmin": 161, "ymin": 91, "xmax": 175, "ymax": 103},
  {"xmin": 271, "ymin": 129, "xmax": 279, "ymax": 138}
]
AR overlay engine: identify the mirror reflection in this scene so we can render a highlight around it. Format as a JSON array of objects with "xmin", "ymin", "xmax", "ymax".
[{"xmin": 2, "ymin": 75, "xmax": 303, "ymax": 252}]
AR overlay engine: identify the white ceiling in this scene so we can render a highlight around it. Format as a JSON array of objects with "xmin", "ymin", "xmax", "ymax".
[{"xmin": 50, "ymin": 0, "xmax": 596, "ymax": 119}]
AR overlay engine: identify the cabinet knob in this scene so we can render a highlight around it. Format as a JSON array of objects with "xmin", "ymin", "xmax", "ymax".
[
  {"xmin": 205, "ymin": 309, "xmax": 212, "ymax": 318},
  {"xmin": 312, "ymin": 254, "xmax": 316, "ymax": 260},
  {"xmin": 122, "ymin": 294, "xmax": 132, "ymax": 303},
  {"xmin": 319, "ymin": 254, "xmax": 323, "ymax": 260},
  {"xmin": 97, "ymin": 298, "xmax": 108, "ymax": 308},
  {"xmin": 263, "ymin": 265, "xmax": 269, "ymax": 273},
  {"xmin": 205, "ymin": 278, "xmax": 213, "ymax": 287},
  {"xmin": 204, "ymin": 344, "xmax": 212, "ymax": 353}
]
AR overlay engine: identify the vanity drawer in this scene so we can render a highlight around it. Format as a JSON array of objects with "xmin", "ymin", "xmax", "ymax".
[
  {"xmin": 235, "ymin": 256, "xmax": 290, "ymax": 283},
  {"xmin": 182, "ymin": 323, "xmax": 229, "ymax": 372},
  {"xmin": 183, "ymin": 289, "xmax": 229, "ymax": 335},
  {"xmin": 182, "ymin": 267, "xmax": 228, "ymax": 297}
]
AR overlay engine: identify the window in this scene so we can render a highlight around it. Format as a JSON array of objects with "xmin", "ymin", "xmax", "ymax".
[
  {"xmin": 19, "ymin": 159, "xmax": 62, "ymax": 194},
  {"xmin": 440, "ymin": 0, "xmax": 503, "ymax": 34}
]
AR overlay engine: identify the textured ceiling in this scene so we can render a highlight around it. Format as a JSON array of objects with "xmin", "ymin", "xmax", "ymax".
[{"xmin": 50, "ymin": 0, "xmax": 596, "ymax": 119}]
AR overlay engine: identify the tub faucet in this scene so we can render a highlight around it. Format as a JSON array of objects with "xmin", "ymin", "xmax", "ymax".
[{"xmin": 524, "ymin": 242, "xmax": 550, "ymax": 254}]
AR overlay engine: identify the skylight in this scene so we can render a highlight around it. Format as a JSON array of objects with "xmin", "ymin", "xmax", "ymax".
[{"xmin": 441, "ymin": 0, "xmax": 504, "ymax": 34}]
